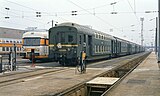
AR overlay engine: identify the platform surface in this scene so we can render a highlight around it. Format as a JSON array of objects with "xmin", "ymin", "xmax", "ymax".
[
  {"xmin": 107, "ymin": 52, "xmax": 160, "ymax": 96},
  {"xmin": 86, "ymin": 77, "xmax": 119, "ymax": 85},
  {"xmin": 0, "ymin": 68, "xmax": 106, "ymax": 96}
]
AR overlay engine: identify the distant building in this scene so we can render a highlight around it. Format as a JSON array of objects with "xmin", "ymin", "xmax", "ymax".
[{"xmin": 0, "ymin": 27, "xmax": 25, "ymax": 39}]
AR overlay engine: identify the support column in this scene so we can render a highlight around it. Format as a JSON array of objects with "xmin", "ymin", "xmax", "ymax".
[{"xmin": 157, "ymin": 0, "xmax": 160, "ymax": 62}]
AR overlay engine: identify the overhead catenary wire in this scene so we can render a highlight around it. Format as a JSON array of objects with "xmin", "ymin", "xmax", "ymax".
[
  {"xmin": 67, "ymin": 0, "xmax": 121, "ymax": 31},
  {"xmin": 2, "ymin": 0, "xmax": 155, "ymax": 32},
  {"xmin": 3, "ymin": 0, "xmax": 69, "ymax": 23},
  {"xmin": 127, "ymin": 0, "xmax": 140, "ymax": 24}
]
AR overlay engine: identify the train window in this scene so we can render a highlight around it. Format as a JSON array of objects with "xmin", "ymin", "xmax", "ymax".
[
  {"xmin": 6, "ymin": 47, "xmax": 9, "ymax": 51},
  {"xmin": 84, "ymin": 34, "xmax": 86, "ymax": 42},
  {"xmin": 97, "ymin": 46, "xmax": 99, "ymax": 53},
  {"xmin": 79, "ymin": 35, "xmax": 82, "ymax": 44},
  {"xmin": 17, "ymin": 48, "xmax": 19, "ymax": 51},
  {"xmin": 68, "ymin": 35, "xmax": 73, "ymax": 42},
  {"xmin": 98, "ymin": 34, "xmax": 100, "ymax": 39},
  {"xmin": 2, "ymin": 47, "xmax": 5, "ymax": 51},
  {"xmin": 60, "ymin": 33, "xmax": 65, "ymax": 43},
  {"xmin": 23, "ymin": 38, "xmax": 40, "ymax": 46},
  {"xmin": 10, "ymin": 47, "xmax": 12, "ymax": 51},
  {"xmin": 6, "ymin": 40, "xmax": 9, "ymax": 43},
  {"xmin": 95, "ymin": 45, "xmax": 96, "ymax": 53},
  {"xmin": 96, "ymin": 33, "xmax": 98, "ymax": 38},
  {"xmin": 13, "ymin": 41, "xmax": 16, "ymax": 43},
  {"xmin": 99, "ymin": 46, "xmax": 101, "ymax": 53},
  {"xmin": 102, "ymin": 46, "xmax": 103, "ymax": 52}
]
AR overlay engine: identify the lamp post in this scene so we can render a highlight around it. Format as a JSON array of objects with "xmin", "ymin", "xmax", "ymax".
[
  {"xmin": 47, "ymin": 20, "xmax": 58, "ymax": 27},
  {"xmin": 149, "ymin": 18, "xmax": 157, "ymax": 53}
]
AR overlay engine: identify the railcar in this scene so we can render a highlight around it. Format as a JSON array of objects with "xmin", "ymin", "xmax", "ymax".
[
  {"xmin": 0, "ymin": 38, "xmax": 22, "ymax": 55},
  {"xmin": 20, "ymin": 30, "xmax": 49, "ymax": 62},
  {"xmin": 49, "ymin": 23, "xmax": 115, "ymax": 65},
  {"xmin": 49, "ymin": 22, "xmax": 144, "ymax": 66},
  {"xmin": 113, "ymin": 37, "xmax": 130, "ymax": 56}
]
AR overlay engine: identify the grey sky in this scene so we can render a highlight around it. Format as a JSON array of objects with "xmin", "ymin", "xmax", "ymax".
[{"xmin": 0, "ymin": 0, "xmax": 158, "ymax": 46}]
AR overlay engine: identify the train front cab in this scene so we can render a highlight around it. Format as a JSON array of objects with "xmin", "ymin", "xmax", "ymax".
[
  {"xmin": 21, "ymin": 32, "xmax": 49, "ymax": 62},
  {"xmin": 49, "ymin": 26, "xmax": 93, "ymax": 65},
  {"xmin": 49, "ymin": 26, "xmax": 76, "ymax": 65}
]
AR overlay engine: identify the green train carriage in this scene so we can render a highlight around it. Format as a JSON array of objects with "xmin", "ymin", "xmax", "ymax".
[{"xmin": 49, "ymin": 23, "xmax": 114, "ymax": 65}]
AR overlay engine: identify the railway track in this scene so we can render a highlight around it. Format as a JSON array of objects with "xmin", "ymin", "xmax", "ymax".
[
  {"xmin": 55, "ymin": 52, "xmax": 150, "ymax": 96},
  {"xmin": 0, "ymin": 68, "xmax": 69, "ymax": 87},
  {"xmin": 0, "ymin": 52, "xmax": 150, "ymax": 96}
]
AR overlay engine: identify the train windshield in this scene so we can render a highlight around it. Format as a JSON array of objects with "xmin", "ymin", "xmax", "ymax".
[
  {"xmin": 23, "ymin": 38, "xmax": 40, "ymax": 46},
  {"xmin": 56, "ymin": 32, "xmax": 76, "ymax": 44}
]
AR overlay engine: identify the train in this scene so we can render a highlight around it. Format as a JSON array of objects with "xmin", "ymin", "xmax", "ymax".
[
  {"xmin": 20, "ymin": 30, "xmax": 49, "ymax": 62},
  {"xmin": 49, "ymin": 22, "xmax": 145, "ymax": 65},
  {"xmin": 0, "ymin": 38, "xmax": 22, "ymax": 55}
]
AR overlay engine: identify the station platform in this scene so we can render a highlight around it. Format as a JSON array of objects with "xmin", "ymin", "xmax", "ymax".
[
  {"xmin": 0, "ymin": 67, "xmax": 107, "ymax": 96},
  {"xmin": 106, "ymin": 52, "xmax": 160, "ymax": 96}
]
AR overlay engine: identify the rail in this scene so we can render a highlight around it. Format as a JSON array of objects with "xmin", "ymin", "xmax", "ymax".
[{"xmin": 55, "ymin": 52, "xmax": 150, "ymax": 96}]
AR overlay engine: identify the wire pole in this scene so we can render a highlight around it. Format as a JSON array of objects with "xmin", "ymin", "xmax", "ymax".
[
  {"xmin": 158, "ymin": 0, "xmax": 160, "ymax": 62},
  {"xmin": 140, "ymin": 17, "xmax": 144, "ymax": 46},
  {"xmin": 155, "ymin": 17, "xmax": 158, "ymax": 54}
]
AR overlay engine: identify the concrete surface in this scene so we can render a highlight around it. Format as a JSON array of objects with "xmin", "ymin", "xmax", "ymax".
[{"xmin": 106, "ymin": 52, "xmax": 160, "ymax": 96}]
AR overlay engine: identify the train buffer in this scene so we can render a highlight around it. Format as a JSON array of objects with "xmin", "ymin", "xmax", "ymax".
[{"xmin": 86, "ymin": 77, "xmax": 119, "ymax": 95}]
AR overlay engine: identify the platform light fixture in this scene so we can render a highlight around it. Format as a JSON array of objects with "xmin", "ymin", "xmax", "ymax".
[
  {"xmin": 71, "ymin": 11, "xmax": 77, "ymax": 16},
  {"xmin": 110, "ymin": 2, "xmax": 117, "ymax": 5},
  {"xmin": 36, "ymin": 12, "xmax": 41, "ymax": 17},
  {"xmin": 145, "ymin": 11, "xmax": 158, "ymax": 13},
  {"xmin": 110, "ymin": 12, "xmax": 118, "ymax": 14},
  {"xmin": 5, "ymin": 7, "xmax": 10, "ymax": 19}
]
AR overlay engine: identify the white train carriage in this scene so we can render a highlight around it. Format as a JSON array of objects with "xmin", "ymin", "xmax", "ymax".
[
  {"xmin": 0, "ymin": 38, "xmax": 22, "ymax": 55},
  {"xmin": 21, "ymin": 31, "xmax": 49, "ymax": 62}
]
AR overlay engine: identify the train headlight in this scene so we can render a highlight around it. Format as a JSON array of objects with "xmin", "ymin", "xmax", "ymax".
[
  {"xmin": 57, "ymin": 43, "xmax": 62, "ymax": 48},
  {"xmin": 67, "ymin": 48, "xmax": 70, "ymax": 51},
  {"xmin": 36, "ymin": 48, "xmax": 39, "ymax": 51}
]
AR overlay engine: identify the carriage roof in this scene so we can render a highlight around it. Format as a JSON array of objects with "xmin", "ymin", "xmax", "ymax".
[
  {"xmin": 55, "ymin": 22, "xmax": 115, "ymax": 40},
  {"xmin": 22, "ymin": 31, "xmax": 48, "ymax": 38}
]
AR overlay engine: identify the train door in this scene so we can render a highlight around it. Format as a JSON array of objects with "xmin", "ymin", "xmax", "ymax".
[
  {"xmin": 111, "ymin": 40, "xmax": 115, "ymax": 56},
  {"xmin": 78, "ymin": 34, "xmax": 83, "ymax": 56},
  {"xmin": 88, "ymin": 35, "xmax": 92, "ymax": 56},
  {"xmin": 83, "ymin": 34, "xmax": 87, "ymax": 52}
]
